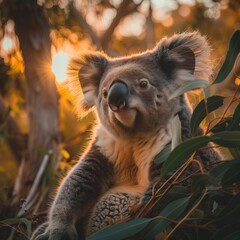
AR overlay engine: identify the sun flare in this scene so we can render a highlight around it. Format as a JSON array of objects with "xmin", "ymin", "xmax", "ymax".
[
  {"xmin": 52, "ymin": 52, "xmax": 70, "ymax": 83},
  {"xmin": 2, "ymin": 37, "xmax": 14, "ymax": 52}
]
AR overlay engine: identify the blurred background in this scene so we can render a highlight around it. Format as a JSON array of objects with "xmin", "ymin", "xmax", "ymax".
[{"xmin": 0, "ymin": 0, "xmax": 239, "ymax": 239}]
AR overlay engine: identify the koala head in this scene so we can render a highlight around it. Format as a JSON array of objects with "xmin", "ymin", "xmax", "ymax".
[{"xmin": 69, "ymin": 32, "xmax": 211, "ymax": 137}]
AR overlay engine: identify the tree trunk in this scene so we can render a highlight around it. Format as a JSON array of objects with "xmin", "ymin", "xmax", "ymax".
[{"xmin": 7, "ymin": 0, "xmax": 60, "ymax": 204}]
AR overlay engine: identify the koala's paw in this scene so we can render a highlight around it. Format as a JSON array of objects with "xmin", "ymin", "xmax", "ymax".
[
  {"xmin": 30, "ymin": 222, "xmax": 48, "ymax": 240},
  {"xmin": 31, "ymin": 223, "xmax": 78, "ymax": 240},
  {"xmin": 49, "ymin": 225, "xmax": 78, "ymax": 240}
]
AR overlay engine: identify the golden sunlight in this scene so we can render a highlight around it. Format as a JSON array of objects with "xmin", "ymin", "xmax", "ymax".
[{"xmin": 52, "ymin": 51, "xmax": 70, "ymax": 82}]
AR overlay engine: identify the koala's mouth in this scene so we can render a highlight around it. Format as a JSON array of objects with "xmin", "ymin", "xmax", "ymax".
[
  {"xmin": 112, "ymin": 109, "xmax": 137, "ymax": 128},
  {"xmin": 107, "ymin": 81, "xmax": 137, "ymax": 128}
]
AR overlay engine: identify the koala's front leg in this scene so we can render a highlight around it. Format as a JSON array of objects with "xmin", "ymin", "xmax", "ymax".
[{"xmin": 31, "ymin": 148, "xmax": 114, "ymax": 240}]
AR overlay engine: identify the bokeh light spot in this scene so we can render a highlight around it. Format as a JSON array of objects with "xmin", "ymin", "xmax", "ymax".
[
  {"xmin": 52, "ymin": 52, "xmax": 69, "ymax": 83},
  {"xmin": 2, "ymin": 37, "xmax": 14, "ymax": 52}
]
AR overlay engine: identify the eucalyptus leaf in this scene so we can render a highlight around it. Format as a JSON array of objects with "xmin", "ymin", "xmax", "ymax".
[
  {"xmin": 210, "ymin": 224, "xmax": 240, "ymax": 240},
  {"xmin": 160, "ymin": 131, "xmax": 240, "ymax": 179},
  {"xmin": 210, "ymin": 159, "xmax": 240, "ymax": 183},
  {"xmin": 88, "ymin": 218, "xmax": 151, "ymax": 240},
  {"xmin": 229, "ymin": 148, "xmax": 240, "ymax": 159},
  {"xmin": 140, "ymin": 197, "xmax": 190, "ymax": 240},
  {"xmin": 215, "ymin": 193, "xmax": 240, "ymax": 225},
  {"xmin": 221, "ymin": 162, "xmax": 240, "ymax": 187},
  {"xmin": 191, "ymin": 96, "xmax": 225, "ymax": 135},
  {"xmin": 171, "ymin": 115, "xmax": 182, "ymax": 150},
  {"xmin": 217, "ymin": 192, "xmax": 240, "ymax": 218},
  {"xmin": 235, "ymin": 54, "xmax": 240, "ymax": 77},
  {"xmin": 224, "ymin": 231, "xmax": 240, "ymax": 240},
  {"xmin": 0, "ymin": 218, "xmax": 32, "ymax": 239},
  {"xmin": 154, "ymin": 144, "xmax": 171, "ymax": 165},
  {"xmin": 168, "ymin": 79, "xmax": 209, "ymax": 100},
  {"xmin": 160, "ymin": 136, "xmax": 212, "ymax": 179},
  {"xmin": 212, "ymin": 131, "xmax": 240, "ymax": 148},
  {"xmin": 227, "ymin": 103, "xmax": 240, "ymax": 130},
  {"xmin": 191, "ymin": 173, "xmax": 219, "ymax": 193},
  {"xmin": 211, "ymin": 118, "xmax": 232, "ymax": 133},
  {"xmin": 203, "ymin": 87, "xmax": 211, "ymax": 99},
  {"xmin": 213, "ymin": 30, "xmax": 240, "ymax": 84}
]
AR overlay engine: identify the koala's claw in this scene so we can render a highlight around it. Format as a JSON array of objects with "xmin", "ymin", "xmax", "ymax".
[
  {"xmin": 34, "ymin": 233, "xmax": 49, "ymax": 240},
  {"xmin": 49, "ymin": 225, "xmax": 78, "ymax": 240},
  {"xmin": 30, "ymin": 222, "xmax": 48, "ymax": 240},
  {"xmin": 31, "ymin": 223, "xmax": 78, "ymax": 240}
]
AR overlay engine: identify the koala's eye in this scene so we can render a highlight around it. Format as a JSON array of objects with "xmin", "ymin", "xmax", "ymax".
[
  {"xmin": 102, "ymin": 89, "xmax": 108, "ymax": 99},
  {"xmin": 139, "ymin": 79, "xmax": 149, "ymax": 89}
]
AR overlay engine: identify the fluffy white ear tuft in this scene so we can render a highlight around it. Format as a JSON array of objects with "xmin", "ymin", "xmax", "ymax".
[
  {"xmin": 155, "ymin": 32, "xmax": 212, "ymax": 81},
  {"xmin": 67, "ymin": 51, "xmax": 108, "ymax": 112}
]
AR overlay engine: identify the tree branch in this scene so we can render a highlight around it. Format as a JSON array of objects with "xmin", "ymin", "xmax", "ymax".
[
  {"xmin": 71, "ymin": 0, "xmax": 144, "ymax": 51},
  {"xmin": 124, "ymin": 0, "xmax": 144, "ymax": 16},
  {"xmin": 100, "ymin": 0, "xmax": 140, "ymax": 50},
  {"xmin": 70, "ymin": 3, "xmax": 101, "ymax": 48}
]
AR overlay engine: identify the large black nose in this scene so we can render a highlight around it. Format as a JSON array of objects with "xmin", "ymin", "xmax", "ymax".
[{"xmin": 108, "ymin": 81, "xmax": 128, "ymax": 112}]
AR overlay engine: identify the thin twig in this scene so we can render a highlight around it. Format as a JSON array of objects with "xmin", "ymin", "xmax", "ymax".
[
  {"xmin": 137, "ymin": 155, "xmax": 194, "ymax": 217},
  {"xmin": 164, "ymin": 189, "xmax": 208, "ymax": 240},
  {"xmin": 70, "ymin": 3, "xmax": 100, "ymax": 48},
  {"xmin": 17, "ymin": 151, "xmax": 53, "ymax": 217}
]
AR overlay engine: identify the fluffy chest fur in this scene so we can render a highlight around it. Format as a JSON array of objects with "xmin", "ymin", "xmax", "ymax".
[{"xmin": 95, "ymin": 124, "xmax": 172, "ymax": 192}]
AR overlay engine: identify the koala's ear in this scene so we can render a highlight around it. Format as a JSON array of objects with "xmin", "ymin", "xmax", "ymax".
[
  {"xmin": 68, "ymin": 52, "xmax": 108, "ymax": 110},
  {"xmin": 154, "ymin": 32, "xmax": 212, "ymax": 81}
]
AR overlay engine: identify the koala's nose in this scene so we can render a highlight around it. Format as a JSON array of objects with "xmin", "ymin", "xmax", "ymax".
[{"xmin": 108, "ymin": 81, "xmax": 128, "ymax": 112}]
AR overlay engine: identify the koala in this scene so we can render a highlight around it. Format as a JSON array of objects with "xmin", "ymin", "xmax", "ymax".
[{"xmin": 31, "ymin": 32, "xmax": 222, "ymax": 240}]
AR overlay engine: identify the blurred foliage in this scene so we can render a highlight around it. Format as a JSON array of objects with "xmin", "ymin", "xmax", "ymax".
[{"xmin": 0, "ymin": 0, "xmax": 239, "ymax": 239}]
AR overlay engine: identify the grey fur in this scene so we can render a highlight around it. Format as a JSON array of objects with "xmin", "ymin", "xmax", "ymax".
[{"xmin": 31, "ymin": 32, "xmax": 222, "ymax": 240}]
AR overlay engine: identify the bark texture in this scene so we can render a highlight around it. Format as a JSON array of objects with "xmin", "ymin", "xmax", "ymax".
[{"xmin": 6, "ymin": 0, "xmax": 60, "ymax": 203}]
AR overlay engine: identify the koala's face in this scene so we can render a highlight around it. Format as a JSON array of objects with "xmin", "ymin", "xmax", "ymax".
[
  {"xmin": 96, "ymin": 59, "xmax": 179, "ymax": 136},
  {"xmin": 71, "ymin": 32, "xmax": 211, "ymax": 137}
]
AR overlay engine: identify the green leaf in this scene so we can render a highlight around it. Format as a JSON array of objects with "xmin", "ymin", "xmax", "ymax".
[
  {"xmin": 140, "ymin": 197, "xmax": 190, "ymax": 240},
  {"xmin": 227, "ymin": 103, "xmax": 240, "ymax": 130},
  {"xmin": 216, "ymin": 193, "xmax": 240, "ymax": 225},
  {"xmin": 224, "ymin": 231, "xmax": 240, "ymax": 240},
  {"xmin": 191, "ymin": 96, "xmax": 225, "ymax": 135},
  {"xmin": 0, "ymin": 218, "xmax": 32, "ymax": 239},
  {"xmin": 160, "ymin": 131, "xmax": 240, "ymax": 179},
  {"xmin": 210, "ymin": 225, "xmax": 240, "ymax": 240},
  {"xmin": 160, "ymin": 136, "xmax": 211, "ymax": 179},
  {"xmin": 171, "ymin": 115, "xmax": 182, "ymax": 150},
  {"xmin": 211, "ymin": 118, "xmax": 232, "ymax": 133},
  {"xmin": 213, "ymin": 30, "xmax": 240, "ymax": 84},
  {"xmin": 154, "ymin": 144, "xmax": 171, "ymax": 165},
  {"xmin": 221, "ymin": 162, "xmax": 240, "ymax": 187},
  {"xmin": 87, "ymin": 218, "xmax": 151, "ymax": 240},
  {"xmin": 229, "ymin": 148, "xmax": 240, "ymax": 159},
  {"xmin": 203, "ymin": 87, "xmax": 211, "ymax": 99},
  {"xmin": 212, "ymin": 131, "xmax": 240, "ymax": 148},
  {"xmin": 235, "ymin": 54, "xmax": 240, "ymax": 77},
  {"xmin": 210, "ymin": 159, "xmax": 240, "ymax": 183},
  {"xmin": 191, "ymin": 173, "xmax": 219, "ymax": 193},
  {"xmin": 168, "ymin": 79, "xmax": 209, "ymax": 100}
]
